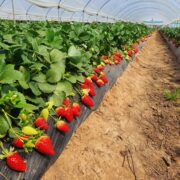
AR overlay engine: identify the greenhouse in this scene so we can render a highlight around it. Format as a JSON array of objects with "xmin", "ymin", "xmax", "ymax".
[{"xmin": 0, "ymin": 0, "xmax": 179, "ymax": 180}]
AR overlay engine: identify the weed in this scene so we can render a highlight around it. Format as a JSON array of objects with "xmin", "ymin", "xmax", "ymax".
[{"xmin": 163, "ymin": 88, "xmax": 180, "ymax": 101}]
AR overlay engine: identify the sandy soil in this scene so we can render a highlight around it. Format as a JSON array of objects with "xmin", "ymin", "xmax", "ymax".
[{"xmin": 42, "ymin": 32, "xmax": 180, "ymax": 180}]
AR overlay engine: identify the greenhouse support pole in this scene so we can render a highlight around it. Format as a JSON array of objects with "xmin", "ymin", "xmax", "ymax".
[
  {"xmin": 12, "ymin": 0, "xmax": 16, "ymax": 26},
  {"xmin": 58, "ymin": 0, "xmax": 62, "ymax": 22}
]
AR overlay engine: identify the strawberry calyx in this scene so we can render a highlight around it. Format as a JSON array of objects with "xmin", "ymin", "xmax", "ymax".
[
  {"xmin": 82, "ymin": 88, "xmax": 90, "ymax": 95},
  {"xmin": 0, "ymin": 142, "xmax": 16, "ymax": 159}
]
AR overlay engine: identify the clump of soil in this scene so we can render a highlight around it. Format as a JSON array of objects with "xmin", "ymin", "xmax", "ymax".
[{"xmin": 42, "ymin": 32, "xmax": 180, "ymax": 180}]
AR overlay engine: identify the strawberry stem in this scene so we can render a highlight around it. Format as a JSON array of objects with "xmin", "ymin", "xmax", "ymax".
[
  {"xmin": 9, "ymin": 128, "xmax": 22, "ymax": 138},
  {"xmin": 6, "ymin": 112, "xmax": 18, "ymax": 120},
  {"xmin": 76, "ymin": 81, "xmax": 83, "ymax": 85},
  {"xmin": 49, "ymin": 114, "xmax": 58, "ymax": 123},
  {"xmin": 51, "ymin": 108, "xmax": 57, "ymax": 115},
  {"xmin": 0, "ymin": 141, "xmax": 4, "ymax": 150},
  {"xmin": 1, "ymin": 109, "xmax": 12, "ymax": 128},
  {"xmin": 73, "ymin": 86, "xmax": 83, "ymax": 96}
]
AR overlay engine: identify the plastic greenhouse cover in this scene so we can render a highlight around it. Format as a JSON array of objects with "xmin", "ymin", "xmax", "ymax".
[{"xmin": 0, "ymin": 0, "xmax": 179, "ymax": 24}]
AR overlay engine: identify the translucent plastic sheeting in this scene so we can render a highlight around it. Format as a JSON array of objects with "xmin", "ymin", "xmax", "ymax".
[{"xmin": 0, "ymin": 0, "xmax": 179, "ymax": 24}]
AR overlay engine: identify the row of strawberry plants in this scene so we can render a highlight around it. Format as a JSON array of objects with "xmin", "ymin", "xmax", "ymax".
[
  {"xmin": 160, "ymin": 27, "xmax": 180, "ymax": 48},
  {"xmin": 0, "ymin": 20, "xmax": 153, "ymax": 172}
]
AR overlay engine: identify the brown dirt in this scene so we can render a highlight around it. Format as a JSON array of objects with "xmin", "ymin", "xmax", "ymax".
[{"xmin": 42, "ymin": 32, "xmax": 180, "ymax": 180}]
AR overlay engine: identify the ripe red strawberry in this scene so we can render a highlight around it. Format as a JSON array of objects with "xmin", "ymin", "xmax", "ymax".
[
  {"xmin": 96, "ymin": 79, "xmax": 105, "ymax": 87},
  {"xmin": 102, "ymin": 55, "xmax": 107, "ymax": 60},
  {"xmin": 56, "ymin": 107, "xmax": 66, "ymax": 117},
  {"xmin": 134, "ymin": 47, "xmax": 138, "ymax": 54},
  {"xmin": 114, "ymin": 53, "xmax": 122, "ymax": 58},
  {"xmin": 115, "ymin": 60, "xmax": 120, "ymax": 65},
  {"xmin": 113, "ymin": 55, "xmax": 120, "ymax": 61},
  {"xmin": 35, "ymin": 136, "xmax": 55, "ymax": 156},
  {"xmin": 81, "ymin": 95, "xmax": 94, "ymax": 108},
  {"xmin": 100, "ymin": 75, "xmax": 108, "ymax": 84},
  {"xmin": 63, "ymin": 98, "xmax": 70, "ymax": 106},
  {"xmin": 89, "ymin": 88, "xmax": 96, "ymax": 97},
  {"xmin": 64, "ymin": 107, "xmax": 74, "ymax": 122},
  {"xmin": 81, "ymin": 83, "xmax": 89, "ymax": 89},
  {"xmin": 84, "ymin": 77, "xmax": 92, "ymax": 86},
  {"xmin": 91, "ymin": 74, "xmax": 98, "ymax": 82},
  {"xmin": 97, "ymin": 64, "xmax": 104, "ymax": 71},
  {"xmin": 12, "ymin": 138, "xmax": 24, "ymax": 148},
  {"xmin": 35, "ymin": 117, "xmax": 49, "ymax": 130},
  {"xmin": 6, "ymin": 152, "xmax": 26, "ymax": 172},
  {"xmin": 56, "ymin": 121, "xmax": 69, "ymax": 133},
  {"xmin": 93, "ymin": 67, "xmax": 100, "ymax": 74},
  {"xmin": 72, "ymin": 103, "xmax": 81, "ymax": 117},
  {"xmin": 128, "ymin": 50, "xmax": 133, "ymax": 57},
  {"xmin": 12, "ymin": 135, "xmax": 28, "ymax": 148}
]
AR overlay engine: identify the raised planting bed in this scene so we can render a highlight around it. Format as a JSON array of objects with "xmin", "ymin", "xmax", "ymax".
[
  {"xmin": 0, "ymin": 40, "xmax": 149, "ymax": 180},
  {"xmin": 160, "ymin": 28, "xmax": 180, "ymax": 63},
  {"xmin": 163, "ymin": 36, "xmax": 180, "ymax": 63}
]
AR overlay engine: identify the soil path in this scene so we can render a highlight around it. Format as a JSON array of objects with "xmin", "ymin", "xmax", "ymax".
[{"xmin": 42, "ymin": 32, "xmax": 180, "ymax": 180}]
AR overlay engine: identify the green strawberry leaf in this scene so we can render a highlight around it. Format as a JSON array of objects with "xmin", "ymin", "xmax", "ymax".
[
  {"xmin": 38, "ymin": 82, "xmax": 56, "ymax": 93},
  {"xmin": 8, "ymin": 127, "xmax": 21, "ymax": 138},
  {"xmin": 38, "ymin": 45, "xmax": 50, "ymax": 63},
  {"xmin": 46, "ymin": 29, "xmax": 54, "ymax": 42},
  {"xmin": 0, "ymin": 55, "xmax": 5, "ymax": 71},
  {"xmin": 56, "ymin": 81, "xmax": 73, "ymax": 97},
  {"xmin": 66, "ymin": 75, "xmax": 77, "ymax": 83},
  {"xmin": 46, "ymin": 68, "xmax": 62, "ymax": 83},
  {"xmin": 49, "ymin": 91, "xmax": 65, "ymax": 107},
  {"xmin": 32, "ymin": 73, "xmax": 46, "ymax": 83},
  {"xmin": 50, "ymin": 49, "xmax": 66, "ymax": 63},
  {"xmin": 25, "ymin": 96, "xmax": 45, "ymax": 106},
  {"xmin": 0, "ymin": 64, "xmax": 22, "ymax": 84},
  {"xmin": 29, "ymin": 82, "xmax": 41, "ymax": 96},
  {"xmin": 68, "ymin": 45, "xmax": 81, "ymax": 63},
  {"xmin": 0, "ymin": 53, "xmax": 5, "ymax": 61},
  {"xmin": 0, "ymin": 115, "xmax": 10, "ymax": 138}
]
